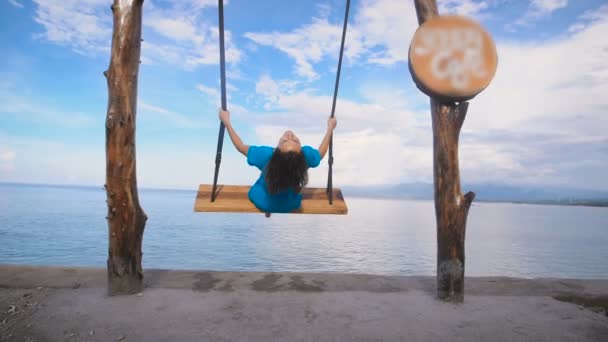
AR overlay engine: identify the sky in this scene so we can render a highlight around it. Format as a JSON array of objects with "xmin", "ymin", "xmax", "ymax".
[{"xmin": 0, "ymin": 0, "xmax": 606, "ymax": 191}]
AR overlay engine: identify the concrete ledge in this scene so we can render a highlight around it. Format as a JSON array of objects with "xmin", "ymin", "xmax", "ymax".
[
  {"xmin": 2, "ymin": 264, "xmax": 607, "ymax": 297},
  {"xmin": 1, "ymin": 265, "xmax": 607, "ymax": 341}
]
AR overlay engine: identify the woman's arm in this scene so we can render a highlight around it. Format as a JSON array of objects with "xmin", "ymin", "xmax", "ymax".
[
  {"xmin": 219, "ymin": 109, "xmax": 249, "ymax": 156},
  {"xmin": 318, "ymin": 117, "xmax": 337, "ymax": 160}
]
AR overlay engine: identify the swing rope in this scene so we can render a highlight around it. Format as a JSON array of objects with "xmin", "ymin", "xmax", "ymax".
[
  {"xmin": 211, "ymin": 0, "xmax": 227, "ymax": 202},
  {"xmin": 327, "ymin": 0, "xmax": 350, "ymax": 205},
  {"xmin": 211, "ymin": 0, "xmax": 350, "ymax": 205}
]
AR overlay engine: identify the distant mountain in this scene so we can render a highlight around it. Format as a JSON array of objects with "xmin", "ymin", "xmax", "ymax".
[
  {"xmin": 341, "ymin": 183, "xmax": 608, "ymax": 207},
  {"xmin": 2, "ymin": 181, "xmax": 607, "ymax": 207}
]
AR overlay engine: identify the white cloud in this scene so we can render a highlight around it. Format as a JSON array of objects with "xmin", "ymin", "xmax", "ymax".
[
  {"xmin": 454, "ymin": 5, "xmax": 608, "ymax": 188},
  {"xmin": 8, "ymin": 0, "xmax": 24, "ymax": 9},
  {"xmin": 468, "ymin": 7, "xmax": 608, "ymax": 137},
  {"xmin": 512, "ymin": 0, "xmax": 568, "ymax": 28},
  {"xmin": 148, "ymin": 17, "xmax": 201, "ymax": 43},
  {"xmin": 253, "ymin": 75, "xmax": 314, "ymax": 111},
  {"xmin": 136, "ymin": 140, "xmax": 260, "ymax": 190},
  {"xmin": 0, "ymin": 145, "xmax": 16, "ymax": 173},
  {"xmin": 31, "ymin": 0, "xmax": 242, "ymax": 69},
  {"xmin": 568, "ymin": 4, "xmax": 608, "ymax": 33},
  {"xmin": 139, "ymin": 101, "xmax": 204, "ymax": 129},
  {"xmin": 143, "ymin": 2, "xmax": 242, "ymax": 68},
  {"xmin": 0, "ymin": 137, "xmax": 105, "ymax": 186},
  {"xmin": 248, "ymin": 1, "xmax": 608, "ymax": 190},
  {"xmin": 196, "ymin": 82, "xmax": 239, "ymax": 106},
  {"xmin": 253, "ymin": 74, "xmax": 420, "ymax": 134},
  {"xmin": 243, "ymin": 0, "xmax": 492, "ymax": 77},
  {"xmin": 244, "ymin": 18, "xmax": 347, "ymax": 80},
  {"xmin": 252, "ymin": 121, "xmax": 432, "ymax": 187},
  {"xmin": 316, "ymin": 3, "xmax": 332, "ymax": 19},
  {"xmin": 243, "ymin": 0, "xmax": 414, "ymax": 74},
  {"xmin": 460, "ymin": 140, "xmax": 554, "ymax": 185},
  {"xmin": 0, "ymin": 132, "xmax": 257, "ymax": 190},
  {"xmin": 32, "ymin": 0, "xmax": 112, "ymax": 56},
  {"xmin": 0, "ymin": 85, "xmax": 95, "ymax": 128},
  {"xmin": 352, "ymin": 0, "xmax": 419, "ymax": 65},
  {"xmin": 531, "ymin": 0, "xmax": 568, "ymax": 13},
  {"xmin": 244, "ymin": 1, "xmax": 404, "ymax": 79},
  {"xmin": 438, "ymin": 0, "xmax": 489, "ymax": 17},
  {"xmin": 353, "ymin": 0, "xmax": 491, "ymax": 65},
  {"xmin": 226, "ymin": 83, "xmax": 239, "ymax": 92},
  {"xmin": 196, "ymin": 84, "xmax": 219, "ymax": 98},
  {"xmin": 249, "ymin": 74, "xmax": 433, "ymax": 186}
]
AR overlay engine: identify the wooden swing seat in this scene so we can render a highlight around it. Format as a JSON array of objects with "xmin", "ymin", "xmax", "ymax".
[{"xmin": 194, "ymin": 184, "xmax": 348, "ymax": 215}]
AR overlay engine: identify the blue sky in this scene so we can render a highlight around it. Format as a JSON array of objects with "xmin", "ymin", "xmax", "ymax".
[{"xmin": 0, "ymin": 0, "xmax": 607, "ymax": 190}]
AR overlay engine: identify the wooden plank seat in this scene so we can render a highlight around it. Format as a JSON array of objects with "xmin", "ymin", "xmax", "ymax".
[{"xmin": 194, "ymin": 184, "xmax": 348, "ymax": 215}]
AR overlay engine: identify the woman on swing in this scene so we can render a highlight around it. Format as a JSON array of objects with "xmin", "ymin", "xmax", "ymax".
[{"xmin": 218, "ymin": 109, "xmax": 337, "ymax": 216}]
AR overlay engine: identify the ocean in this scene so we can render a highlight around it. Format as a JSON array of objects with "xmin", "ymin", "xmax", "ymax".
[{"xmin": 1, "ymin": 183, "xmax": 607, "ymax": 279}]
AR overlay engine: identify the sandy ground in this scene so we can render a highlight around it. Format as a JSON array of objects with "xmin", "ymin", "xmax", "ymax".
[{"xmin": 1, "ymin": 265, "xmax": 607, "ymax": 341}]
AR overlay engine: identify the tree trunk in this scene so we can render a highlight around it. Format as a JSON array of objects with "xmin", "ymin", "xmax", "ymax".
[
  {"xmin": 431, "ymin": 101, "xmax": 475, "ymax": 302},
  {"xmin": 104, "ymin": 0, "xmax": 147, "ymax": 296},
  {"xmin": 413, "ymin": 0, "xmax": 476, "ymax": 302}
]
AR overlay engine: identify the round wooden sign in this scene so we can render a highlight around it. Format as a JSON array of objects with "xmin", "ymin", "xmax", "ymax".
[{"xmin": 408, "ymin": 15, "xmax": 498, "ymax": 103}]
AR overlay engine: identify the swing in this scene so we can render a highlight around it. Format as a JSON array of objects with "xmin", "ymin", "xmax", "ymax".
[{"xmin": 194, "ymin": 0, "xmax": 350, "ymax": 215}]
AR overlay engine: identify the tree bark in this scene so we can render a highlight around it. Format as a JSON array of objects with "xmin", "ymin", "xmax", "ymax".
[
  {"xmin": 431, "ymin": 101, "xmax": 475, "ymax": 302},
  {"xmin": 104, "ymin": 0, "xmax": 147, "ymax": 296},
  {"xmin": 413, "ymin": 0, "xmax": 476, "ymax": 302}
]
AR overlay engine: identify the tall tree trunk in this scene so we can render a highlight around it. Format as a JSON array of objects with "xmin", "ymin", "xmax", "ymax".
[
  {"xmin": 431, "ymin": 101, "xmax": 475, "ymax": 302},
  {"xmin": 413, "ymin": 0, "xmax": 476, "ymax": 302},
  {"xmin": 104, "ymin": 0, "xmax": 147, "ymax": 296}
]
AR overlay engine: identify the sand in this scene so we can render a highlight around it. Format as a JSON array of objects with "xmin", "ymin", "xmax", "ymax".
[{"xmin": 1, "ymin": 265, "xmax": 607, "ymax": 341}]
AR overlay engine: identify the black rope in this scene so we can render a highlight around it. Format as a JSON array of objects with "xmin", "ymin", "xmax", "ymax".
[
  {"xmin": 327, "ymin": 0, "xmax": 350, "ymax": 205},
  {"xmin": 211, "ymin": 0, "xmax": 349, "ymax": 205},
  {"xmin": 211, "ymin": 0, "xmax": 228, "ymax": 202}
]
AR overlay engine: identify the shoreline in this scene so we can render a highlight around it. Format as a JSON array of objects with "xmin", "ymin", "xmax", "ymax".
[{"xmin": 1, "ymin": 265, "xmax": 607, "ymax": 341}]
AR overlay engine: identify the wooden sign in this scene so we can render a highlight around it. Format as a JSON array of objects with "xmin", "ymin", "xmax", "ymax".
[{"xmin": 408, "ymin": 15, "xmax": 498, "ymax": 103}]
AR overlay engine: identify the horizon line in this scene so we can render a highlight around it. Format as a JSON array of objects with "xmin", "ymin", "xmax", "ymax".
[{"xmin": 1, "ymin": 180, "xmax": 607, "ymax": 195}]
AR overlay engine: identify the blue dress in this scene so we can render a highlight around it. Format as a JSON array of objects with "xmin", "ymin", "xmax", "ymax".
[{"xmin": 247, "ymin": 145, "xmax": 321, "ymax": 213}]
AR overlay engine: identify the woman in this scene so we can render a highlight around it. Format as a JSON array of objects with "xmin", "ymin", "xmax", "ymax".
[{"xmin": 218, "ymin": 109, "xmax": 337, "ymax": 216}]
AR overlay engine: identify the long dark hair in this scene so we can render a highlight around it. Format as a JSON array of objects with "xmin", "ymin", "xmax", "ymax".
[{"xmin": 264, "ymin": 149, "xmax": 309, "ymax": 195}]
